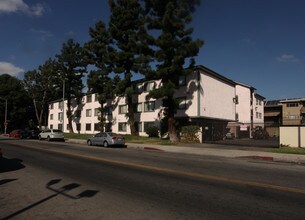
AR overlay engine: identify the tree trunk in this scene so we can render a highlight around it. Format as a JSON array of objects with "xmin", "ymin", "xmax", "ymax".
[
  {"xmin": 168, "ymin": 114, "xmax": 179, "ymax": 142},
  {"xmin": 127, "ymin": 96, "xmax": 138, "ymax": 136},
  {"xmin": 67, "ymin": 98, "xmax": 74, "ymax": 133}
]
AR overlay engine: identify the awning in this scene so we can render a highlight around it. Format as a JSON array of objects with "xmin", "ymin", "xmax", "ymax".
[{"xmin": 264, "ymin": 112, "xmax": 280, "ymax": 117}]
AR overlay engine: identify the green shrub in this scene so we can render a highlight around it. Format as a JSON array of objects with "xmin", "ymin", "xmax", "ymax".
[
  {"xmin": 145, "ymin": 125, "xmax": 159, "ymax": 137},
  {"xmin": 181, "ymin": 125, "xmax": 200, "ymax": 142}
]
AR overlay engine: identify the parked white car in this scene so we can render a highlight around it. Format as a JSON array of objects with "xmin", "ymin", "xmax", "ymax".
[{"xmin": 38, "ymin": 129, "xmax": 65, "ymax": 141}]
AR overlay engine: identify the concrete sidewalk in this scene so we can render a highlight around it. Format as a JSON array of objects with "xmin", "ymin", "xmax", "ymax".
[{"xmin": 66, "ymin": 139, "xmax": 305, "ymax": 165}]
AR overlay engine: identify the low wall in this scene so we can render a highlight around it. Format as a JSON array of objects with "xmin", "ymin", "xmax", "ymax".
[{"xmin": 280, "ymin": 126, "xmax": 305, "ymax": 148}]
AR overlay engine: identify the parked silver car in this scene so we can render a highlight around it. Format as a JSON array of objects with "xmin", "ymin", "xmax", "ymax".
[
  {"xmin": 87, "ymin": 132, "xmax": 125, "ymax": 147},
  {"xmin": 38, "ymin": 129, "xmax": 65, "ymax": 141}
]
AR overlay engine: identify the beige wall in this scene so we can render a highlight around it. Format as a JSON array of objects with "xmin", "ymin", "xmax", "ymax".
[
  {"xmin": 200, "ymin": 73, "xmax": 236, "ymax": 121},
  {"xmin": 280, "ymin": 126, "xmax": 305, "ymax": 148}
]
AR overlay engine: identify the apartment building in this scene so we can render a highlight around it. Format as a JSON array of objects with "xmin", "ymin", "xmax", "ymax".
[
  {"xmin": 48, "ymin": 65, "xmax": 263, "ymax": 141},
  {"xmin": 264, "ymin": 98, "xmax": 305, "ymax": 137},
  {"xmin": 264, "ymin": 100, "xmax": 282, "ymax": 137},
  {"xmin": 280, "ymin": 98, "xmax": 305, "ymax": 125},
  {"xmin": 227, "ymin": 83, "xmax": 265, "ymax": 138}
]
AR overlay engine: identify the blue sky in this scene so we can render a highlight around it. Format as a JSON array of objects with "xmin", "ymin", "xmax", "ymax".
[{"xmin": 0, "ymin": 0, "xmax": 304, "ymax": 100}]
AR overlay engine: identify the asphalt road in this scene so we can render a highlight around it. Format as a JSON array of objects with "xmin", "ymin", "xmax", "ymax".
[{"xmin": 1, "ymin": 138, "xmax": 305, "ymax": 219}]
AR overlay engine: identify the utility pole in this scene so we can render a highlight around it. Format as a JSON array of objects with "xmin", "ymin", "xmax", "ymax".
[{"xmin": 62, "ymin": 80, "xmax": 65, "ymax": 132}]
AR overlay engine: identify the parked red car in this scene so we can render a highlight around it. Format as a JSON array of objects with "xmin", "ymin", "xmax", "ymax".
[{"xmin": 9, "ymin": 129, "xmax": 25, "ymax": 139}]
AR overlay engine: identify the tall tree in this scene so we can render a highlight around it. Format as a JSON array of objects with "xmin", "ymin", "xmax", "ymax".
[
  {"xmin": 145, "ymin": 0, "xmax": 203, "ymax": 142},
  {"xmin": 56, "ymin": 39, "xmax": 87, "ymax": 133},
  {"xmin": 108, "ymin": 0, "xmax": 152, "ymax": 136},
  {"xmin": 0, "ymin": 74, "xmax": 33, "ymax": 131},
  {"xmin": 23, "ymin": 58, "xmax": 59, "ymax": 130},
  {"xmin": 85, "ymin": 21, "xmax": 116, "ymax": 131}
]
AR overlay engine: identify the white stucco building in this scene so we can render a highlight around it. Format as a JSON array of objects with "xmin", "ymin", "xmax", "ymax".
[
  {"xmin": 227, "ymin": 82, "xmax": 265, "ymax": 138},
  {"xmin": 47, "ymin": 65, "xmax": 264, "ymax": 141}
]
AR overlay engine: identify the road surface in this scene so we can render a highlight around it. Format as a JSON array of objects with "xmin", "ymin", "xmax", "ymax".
[{"xmin": 1, "ymin": 138, "xmax": 305, "ymax": 219}]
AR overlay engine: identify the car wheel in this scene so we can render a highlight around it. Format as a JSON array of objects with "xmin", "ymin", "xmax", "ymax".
[
  {"xmin": 103, "ymin": 141, "xmax": 108, "ymax": 148},
  {"xmin": 38, "ymin": 135, "xmax": 42, "ymax": 141},
  {"xmin": 87, "ymin": 140, "xmax": 92, "ymax": 146},
  {"xmin": 47, "ymin": 136, "xmax": 50, "ymax": 141}
]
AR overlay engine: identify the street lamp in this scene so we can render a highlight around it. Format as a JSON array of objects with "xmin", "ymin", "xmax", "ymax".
[{"xmin": 62, "ymin": 80, "xmax": 65, "ymax": 132}]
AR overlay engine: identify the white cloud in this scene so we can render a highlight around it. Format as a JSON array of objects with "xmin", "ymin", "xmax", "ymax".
[
  {"xmin": 276, "ymin": 54, "xmax": 300, "ymax": 63},
  {"xmin": 0, "ymin": 0, "xmax": 45, "ymax": 16},
  {"xmin": 0, "ymin": 62, "xmax": 24, "ymax": 76}
]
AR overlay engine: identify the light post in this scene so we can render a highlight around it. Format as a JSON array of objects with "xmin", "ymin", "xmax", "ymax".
[{"xmin": 62, "ymin": 80, "xmax": 65, "ymax": 132}]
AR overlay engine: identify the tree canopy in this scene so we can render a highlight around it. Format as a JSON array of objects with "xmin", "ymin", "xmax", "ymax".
[{"xmin": 145, "ymin": 0, "xmax": 203, "ymax": 141}]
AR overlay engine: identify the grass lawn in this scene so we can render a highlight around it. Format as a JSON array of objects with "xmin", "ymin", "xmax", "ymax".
[{"xmin": 269, "ymin": 147, "xmax": 305, "ymax": 155}]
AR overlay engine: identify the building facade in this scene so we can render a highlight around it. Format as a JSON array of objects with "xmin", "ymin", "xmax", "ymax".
[
  {"xmin": 48, "ymin": 65, "xmax": 264, "ymax": 141},
  {"xmin": 264, "ymin": 98, "xmax": 305, "ymax": 137},
  {"xmin": 280, "ymin": 98, "xmax": 305, "ymax": 126},
  {"xmin": 226, "ymin": 83, "xmax": 265, "ymax": 138}
]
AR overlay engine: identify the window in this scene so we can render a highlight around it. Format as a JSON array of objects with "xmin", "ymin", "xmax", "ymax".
[
  {"xmin": 87, "ymin": 94, "xmax": 92, "ymax": 103},
  {"xmin": 50, "ymin": 124, "xmax": 53, "ymax": 129},
  {"xmin": 256, "ymin": 112, "xmax": 262, "ymax": 119},
  {"xmin": 134, "ymin": 103, "xmax": 142, "ymax": 113},
  {"xmin": 59, "ymin": 101, "xmax": 64, "ymax": 109},
  {"xmin": 144, "ymin": 122, "xmax": 155, "ymax": 131},
  {"xmin": 94, "ymin": 123, "xmax": 100, "ymax": 131},
  {"xmin": 86, "ymin": 123, "xmax": 91, "ymax": 131},
  {"xmin": 86, "ymin": 109, "xmax": 92, "ymax": 117},
  {"xmin": 119, "ymin": 105, "xmax": 128, "ymax": 114},
  {"xmin": 144, "ymin": 81, "xmax": 155, "ymax": 92},
  {"xmin": 177, "ymin": 97, "xmax": 187, "ymax": 109},
  {"xmin": 135, "ymin": 122, "xmax": 142, "ymax": 132},
  {"xmin": 256, "ymin": 112, "xmax": 261, "ymax": 119},
  {"xmin": 50, "ymin": 103, "xmax": 54, "ymax": 109},
  {"xmin": 256, "ymin": 99, "xmax": 262, "ymax": 106},
  {"xmin": 178, "ymin": 75, "xmax": 186, "ymax": 86},
  {"xmin": 144, "ymin": 101, "xmax": 155, "ymax": 112},
  {"xmin": 58, "ymin": 112, "xmax": 63, "ymax": 121},
  {"xmin": 118, "ymin": 122, "xmax": 127, "ymax": 132},
  {"xmin": 287, "ymin": 115, "xmax": 299, "ymax": 119},
  {"xmin": 50, "ymin": 114, "xmax": 53, "ymax": 120},
  {"xmin": 58, "ymin": 124, "xmax": 63, "ymax": 131},
  {"xmin": 94, "ymin": 108, "xmax": 101, "ymax": 116},
  {"xmin": 95, "ymin": 94, "xmax": 98, "ymax": 102},
  {"xmin": 287, "ymin": 103, "xmax": 298, "ymax": 107}
]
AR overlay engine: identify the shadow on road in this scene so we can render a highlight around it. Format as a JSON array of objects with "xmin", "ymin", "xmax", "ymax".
[
  {"xmin": 1, "ymin": 179, "xmax": 99, "ymax": 220},
  {"xmin": 0, "ymin": 158, "xmax": 25, "ymax": 173},
  {"xmin": 0, "ymin": 178, "xmax": 18, "ymax": 186}
]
